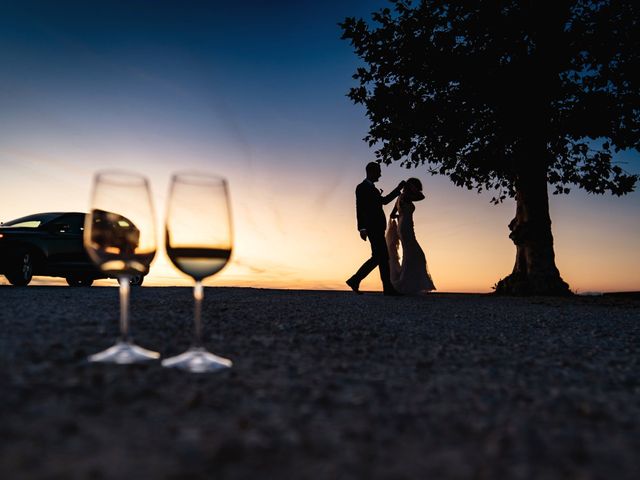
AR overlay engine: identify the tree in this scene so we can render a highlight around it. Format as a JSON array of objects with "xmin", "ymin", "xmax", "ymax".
[{"xmin": 340, "ymin": 0, "xmax": 639, "ymax": 295}]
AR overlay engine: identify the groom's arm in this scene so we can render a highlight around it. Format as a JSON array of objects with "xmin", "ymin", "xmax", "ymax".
[
  {"xmin": 355, "ymin": 183, "xmax": 367, "ymax": 231},
  {"xmin": 381, "ymin": 181, "xmax": 406, "ymax": 205},
  {"xmin": 355, "ymin": 184, "xmax": 370, "ymax": 241}
]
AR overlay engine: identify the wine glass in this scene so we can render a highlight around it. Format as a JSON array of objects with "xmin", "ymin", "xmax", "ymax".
[
  {"xmin": 84, "ymin": 171, "xmax": 159, "ymax": 364},
  {"xmin": 162, "ymin": 172, "xmax": 233, "ymax": 373}
]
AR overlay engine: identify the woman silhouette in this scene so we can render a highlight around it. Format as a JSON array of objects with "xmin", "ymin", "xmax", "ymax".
[{"xmin": 386, "ymin": 178, "xmax": 436, "ymax": 295}]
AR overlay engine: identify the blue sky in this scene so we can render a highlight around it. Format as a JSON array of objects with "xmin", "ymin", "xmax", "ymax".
[{"xmin": 0, "ymin": 1, "xmax": 374, "ymax": 154}]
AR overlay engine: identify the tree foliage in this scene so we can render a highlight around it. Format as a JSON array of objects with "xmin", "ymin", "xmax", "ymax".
[{"xmin": 340, "ymin": 0, "xmax": 639, "ymax": 203}]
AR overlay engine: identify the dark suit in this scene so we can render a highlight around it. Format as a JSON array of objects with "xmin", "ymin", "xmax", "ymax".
[{"xmin": 350, "ymin": 180, "xmax": 403, "ymax": 292}]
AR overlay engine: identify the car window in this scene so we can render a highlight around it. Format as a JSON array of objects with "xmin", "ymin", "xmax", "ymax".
[
  {"xmin": 54, "ymin": 214, "xmax": 86, "ymax": 234},
  {"xmin": 3, "ymin": 220, "xmax": 41, "ymax": 228},
  {"xmin": 2, "ymin": 213, "xmax": 61, "ymax": 228}
]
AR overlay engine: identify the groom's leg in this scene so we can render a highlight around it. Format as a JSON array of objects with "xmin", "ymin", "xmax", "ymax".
[
  {"xmin": 350, "ymin": 256, "xmax": 377, "ymax": 285},
  {"xmin": 369, "ymin": 231, "xmax": 394, "ymax": 292}
]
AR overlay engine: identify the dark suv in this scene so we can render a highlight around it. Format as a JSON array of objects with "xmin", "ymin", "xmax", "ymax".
[{"xmin": 0, "ymin": 212, "xmax": 146, "ymax": 287}]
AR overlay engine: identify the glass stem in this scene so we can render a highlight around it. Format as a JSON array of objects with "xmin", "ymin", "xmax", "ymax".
[
  {"xmin": 193, "ymin": 280, "xmax": 204, "ymax": 349},
  {"xmin": 119, "ymin": 276, "xmax": 131, "ymax": 343}
]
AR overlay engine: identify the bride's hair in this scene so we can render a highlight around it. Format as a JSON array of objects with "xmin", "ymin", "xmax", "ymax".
[{"xmin": 406, "ymin": 177, "xmax": 422, "ymax": 191}]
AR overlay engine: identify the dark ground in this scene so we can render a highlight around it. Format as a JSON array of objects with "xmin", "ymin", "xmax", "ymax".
[{"xmin": 0, "ymin": 286, "xmax": 639, "ymax": 479}]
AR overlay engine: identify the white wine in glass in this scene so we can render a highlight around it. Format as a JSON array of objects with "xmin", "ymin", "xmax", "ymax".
[
  {"xmin": 162, "ymin": 172, "xmax": 233, "ymax": 373},
  {"xmin": 84, "ymin": 171, "xmax": 159, "ymax": 364}
]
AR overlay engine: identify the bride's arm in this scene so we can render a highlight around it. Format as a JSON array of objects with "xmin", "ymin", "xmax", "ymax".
[{"xmin": 390, "ymin": 204, "xmax": 398, "ymax": 218}]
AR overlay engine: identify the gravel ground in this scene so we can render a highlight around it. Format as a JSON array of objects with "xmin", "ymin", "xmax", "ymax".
[{"xmin": 0, "ymin": 286, "xmax": 639, "ymax": 479}]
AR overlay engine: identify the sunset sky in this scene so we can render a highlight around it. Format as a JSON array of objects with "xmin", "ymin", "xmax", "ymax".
[{"xmin": 1, "ymin": 0, "xmax": 638, "ymax": 293}]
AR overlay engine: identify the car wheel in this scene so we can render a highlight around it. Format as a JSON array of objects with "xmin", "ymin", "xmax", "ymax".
[
  {"xmin": 66, "ymin": 277, "xmax": 94, "ymax": 287},
  {"xmin": 5, "ymin": 250, "xmax": 34, "ymax": 286},
  {"xmin": 129, "ymin": 274, "xmax": 144, "ymax": 286}
]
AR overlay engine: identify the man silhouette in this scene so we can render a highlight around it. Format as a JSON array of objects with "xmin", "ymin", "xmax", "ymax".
[{"xmin": 347, "ymin": 162, "xmax": 405, "ymax": 296}]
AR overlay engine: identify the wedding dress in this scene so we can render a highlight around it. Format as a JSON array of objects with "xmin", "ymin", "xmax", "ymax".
[{"xmin": 386, "ymin": 195, "xmax": 436, "ymax": 294}]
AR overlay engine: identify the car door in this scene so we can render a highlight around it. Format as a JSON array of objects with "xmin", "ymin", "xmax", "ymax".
[{"xmin": 44, "ymin": 213, "xmax": 90, "ymax": 269}]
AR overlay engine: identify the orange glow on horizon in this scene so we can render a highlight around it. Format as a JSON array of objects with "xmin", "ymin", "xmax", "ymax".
[{"xmin": 1, "ymin": 148, "xmax": 639, "ymax": 294}]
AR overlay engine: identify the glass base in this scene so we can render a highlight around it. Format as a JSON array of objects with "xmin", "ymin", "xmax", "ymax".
[
  {"xmin": 88, "ymin": 340, "xmax": 160, "ymax": 364},
  {"xmin": 161, "ymin": 347, "xmax": 232, "ymax": 373}
]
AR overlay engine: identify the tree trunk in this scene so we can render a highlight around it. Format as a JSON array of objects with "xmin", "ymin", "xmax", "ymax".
[{"xmin": 494, "ymin": 166, "xmax": 571, "ymax": 296}]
